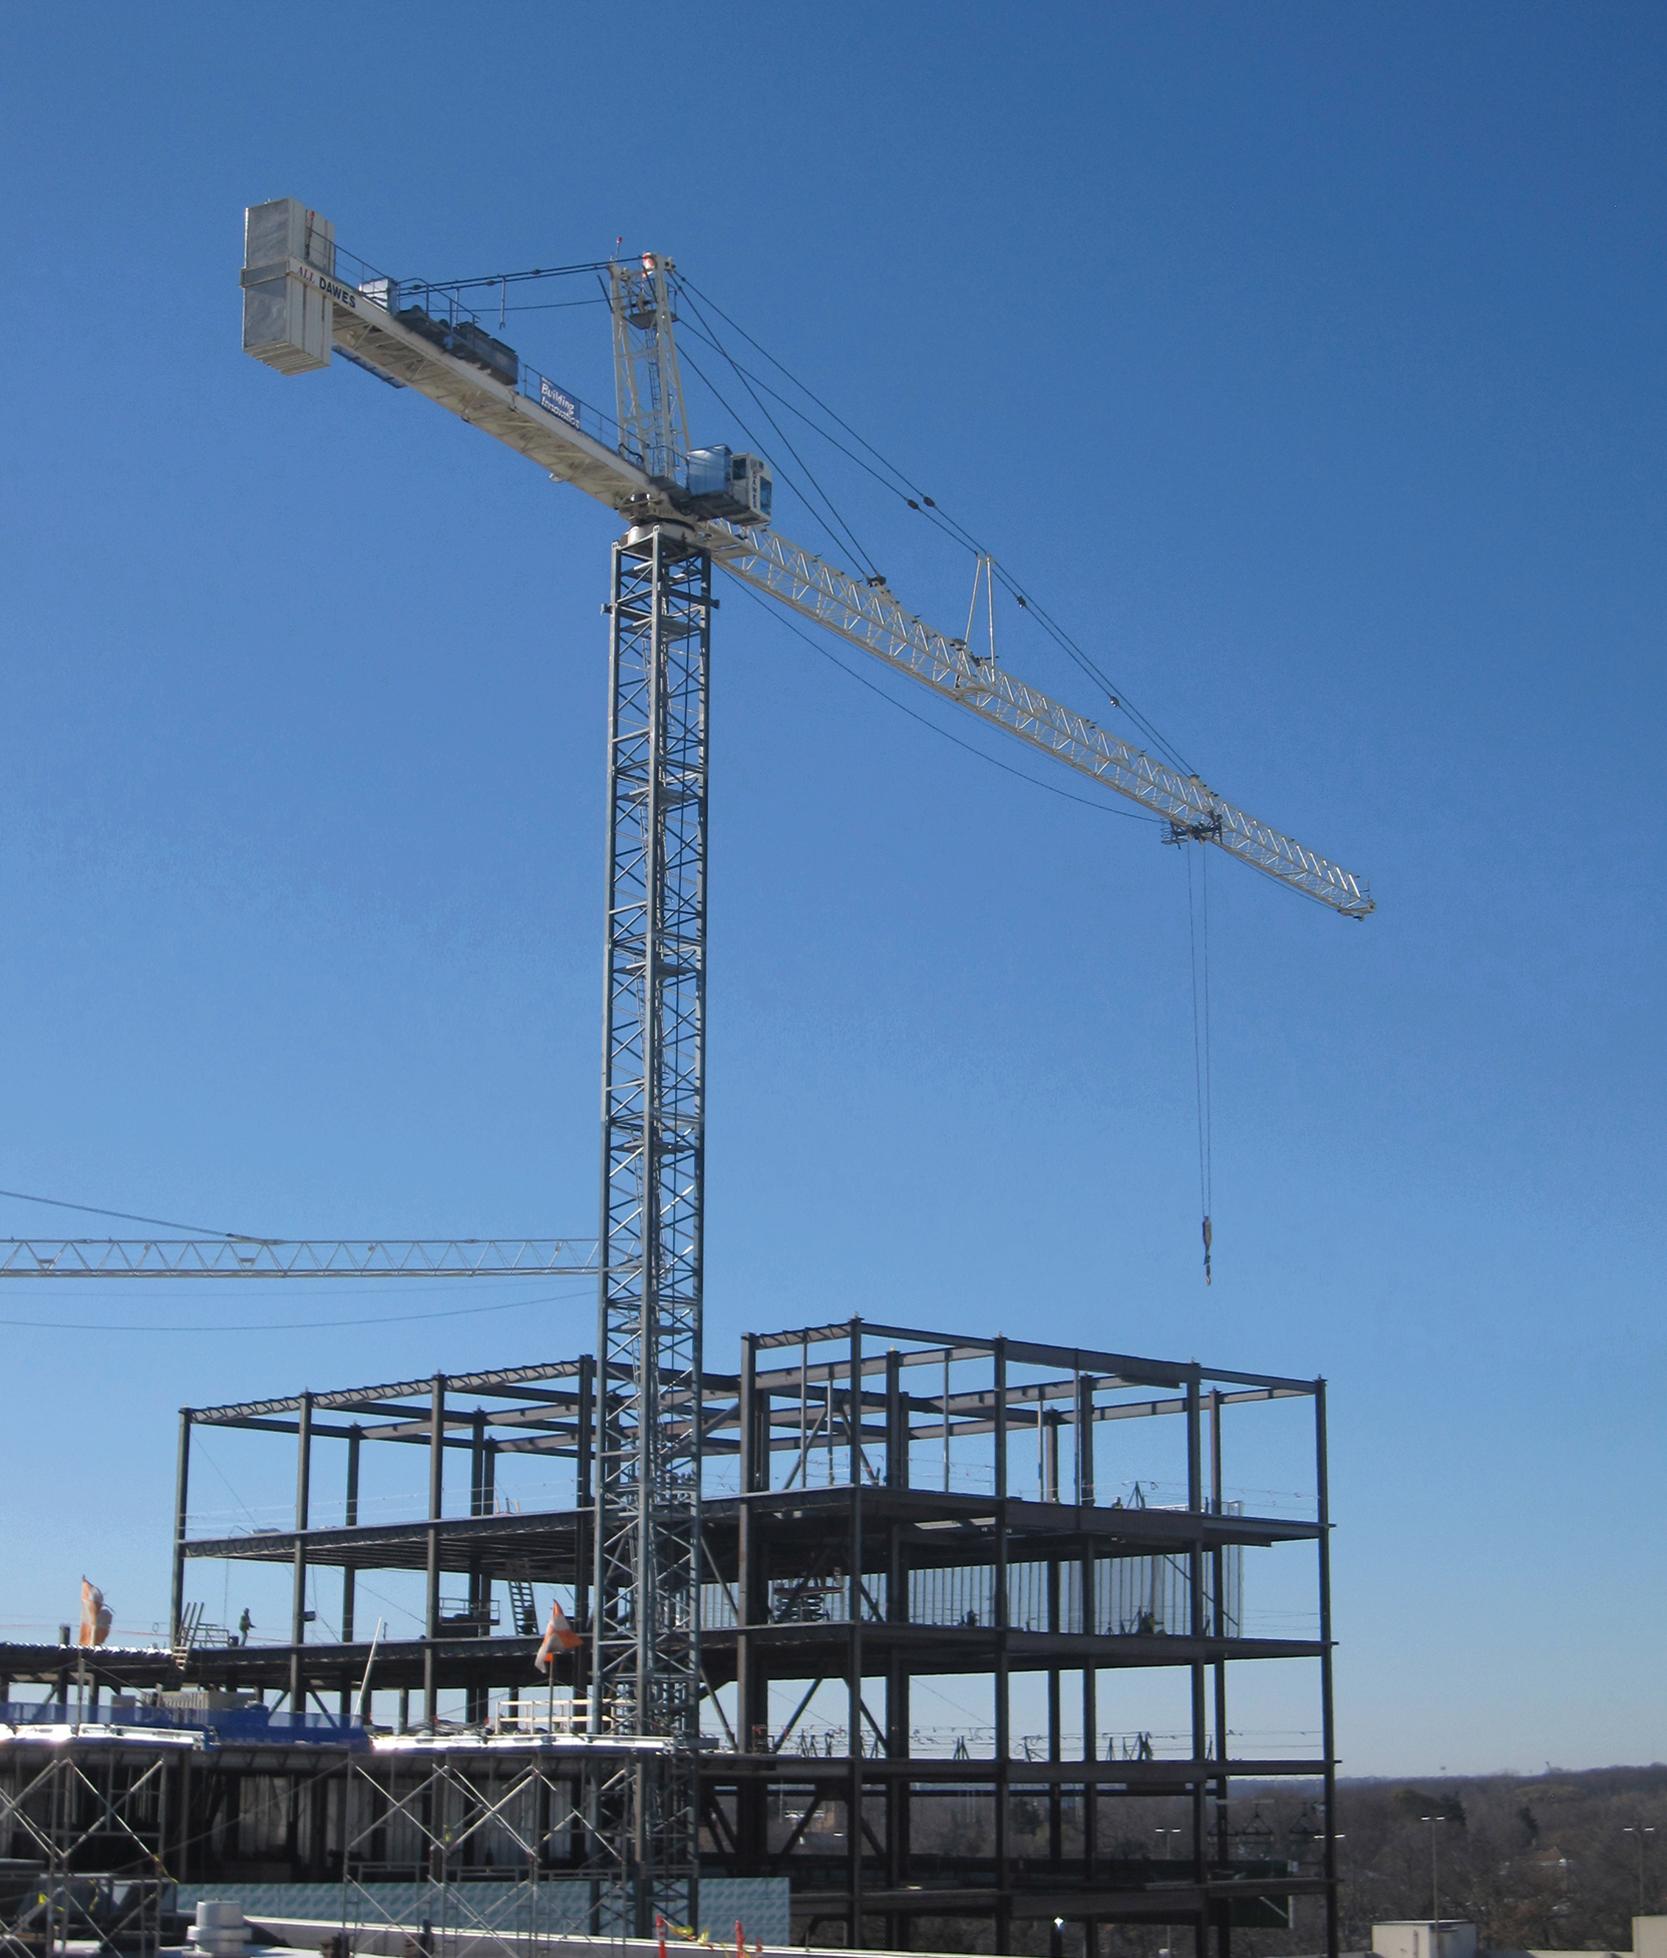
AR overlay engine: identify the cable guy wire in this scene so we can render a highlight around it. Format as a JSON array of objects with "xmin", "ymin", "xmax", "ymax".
[
  {"xmin": 681, "ymin": 278, "xmax": 1198, "ymax": 776},
  {"xmin": 733, "ymin": 583, "xmax": 1160, "ymax": 825},
  {"xmin": 0, "ymin": 1187, "xmax": 272, "ymax": 1242},
  {"xmin": 0, "ymin": 1282, "xmax": 594, "ymax": 1335}
]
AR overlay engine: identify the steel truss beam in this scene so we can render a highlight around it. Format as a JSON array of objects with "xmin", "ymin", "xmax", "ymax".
[
  {"xmin": 0, "ymin": 1238, "xmax": 597, "ymax": 1279},
  {"xmin": 192, "ymin": 1361, "xmax": 585, "ymax": 1424},
  {"xmin": 588, "ymin": 522, "xmax": 711, "ymax": 1933},
  {"xmin": 709, "ymin": 522, "xmax": 1373, "ymax": 917}
]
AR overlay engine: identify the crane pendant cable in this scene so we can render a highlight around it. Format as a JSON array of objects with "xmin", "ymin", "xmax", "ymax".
[{"xmin": 1186, "ymin": 847, "xmax": 1215, "ymax": 1284}]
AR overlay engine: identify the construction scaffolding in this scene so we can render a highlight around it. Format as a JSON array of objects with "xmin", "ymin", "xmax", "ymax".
[
  {"xmin": 0, "ymin": 1732, "xmax": 173, "ymax": 1958},
  {"xmin": 0, "ymin": 1718, "xmax": 687, "ymax": 1955},
  {"xmin": 0, "ymin": 1318, "xmax": 1339, "ymax": 1956}
]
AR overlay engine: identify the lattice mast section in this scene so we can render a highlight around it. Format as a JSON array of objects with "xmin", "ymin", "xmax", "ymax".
[{"xmin": 589, "ymin": 523, "xmax": 710, "ymax": 1932}]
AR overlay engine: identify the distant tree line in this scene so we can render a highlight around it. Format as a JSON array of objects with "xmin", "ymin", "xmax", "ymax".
[
  {"xmin": 881, "ymin": 1763, "xmax": 1667, "ymax": 1956},
  {"xmin": 1325, "ymin": 1765, "xmax": 1667, "ymax": 1954}
]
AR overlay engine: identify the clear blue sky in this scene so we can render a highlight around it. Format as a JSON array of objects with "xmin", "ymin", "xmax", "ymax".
[{"xmin": 1, "ymin": 3, "xmax": 1662, "ymax": 1774}]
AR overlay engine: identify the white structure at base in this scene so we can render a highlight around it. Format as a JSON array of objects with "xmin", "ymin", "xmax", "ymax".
[
  {"xmin": 190, "ymin": 1900, "xmax": 252, "ymax": 1958},
  {"xmin": 1372, "ymin": 1921, "xmax": 1667, "ymax": 1958},
  {"xmin": 1373, "ymin": 1922, "xmax": 1479, "ymax": 1958}
]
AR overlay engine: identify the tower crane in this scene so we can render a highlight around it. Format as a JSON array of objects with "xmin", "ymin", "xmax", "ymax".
[{"xmin": 6, "ymin": 200, "xmax": 1374, "ymax": 1936}]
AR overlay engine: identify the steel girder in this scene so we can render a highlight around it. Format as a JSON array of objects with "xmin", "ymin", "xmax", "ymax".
[{"xmin": 588, "ymin": 524, "xmax": 710, "ymax": 1933}]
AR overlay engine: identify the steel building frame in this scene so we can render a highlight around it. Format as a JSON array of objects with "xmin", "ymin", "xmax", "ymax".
[{"xmin": 0, "ymin": 1319, "xmax": 1338, "ymax": 1957}]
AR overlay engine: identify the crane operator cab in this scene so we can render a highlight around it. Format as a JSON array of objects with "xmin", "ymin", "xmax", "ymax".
[{"xmin": 682, "ymin": 446, "xmax": 774, "ymax": 526}]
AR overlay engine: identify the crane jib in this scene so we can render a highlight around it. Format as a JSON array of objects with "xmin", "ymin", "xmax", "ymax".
[
  {"xmin": 241, "ymin": 207, "xmax": 1371, "ymax": 918},
  {"xmin": 709, "ymin": 522, "xmax": 1375, "ymax": 917}
]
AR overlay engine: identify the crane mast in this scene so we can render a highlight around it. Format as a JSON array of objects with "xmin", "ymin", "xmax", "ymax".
[
  {"xmin": 212, "ymin": 197, "xmax": 1380, "ymax": 1934},
  {"xmin": 590, "ymin": 518, "xmax": 710, "ymax": 1922}
]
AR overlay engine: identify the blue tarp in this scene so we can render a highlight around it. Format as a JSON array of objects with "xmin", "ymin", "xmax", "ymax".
[{"xmin": 0, "ymin": 1699, "xmax": 369, "ymax": 1749}]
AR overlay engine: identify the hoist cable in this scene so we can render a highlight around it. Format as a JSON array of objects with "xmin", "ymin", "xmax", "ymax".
[
  {"xmin": 679, "ymin": 280, "xmax": 1199, "ymax": 775},
  {"xmin": 401, "ymin": 261, "xmax": 616, "ymax": 295},
  {"xmin": 732, "ymin": 583, "xmax": 1162, "ymax": 824},
  {"xmin": 680, "ymin": 277, "xmax": 930, "ymax": 501},
  {"xmin": 1202, "ymin": 848, "xmax": 1214, "ymax": 1221},
  {"xmin": 500, "ymin": 296, "xmax": 611, "ymax": 314},
  {"xmin": 676, "ymin": 318, "xmax": 924, "ymax": 510},
  {"xmin": 0, "ymin": 1282, "xmax": 594, "ymax": 1335},
  {"xmin": 984, "ymin": 570, "xmax": 1200, "ymax": 777},
  {"xmin": 679, "ymin": 278, "xmax": 1188, "ymax": 748},
  {"xmin": 677, "ymin": 287, "xmax": 884, "ymax": 584},
  {"xmin": 677, "ymin": 343, "xmax": 873, "ymax": 581},
  {"xmin": 1185, "ymin": 849, "xmax": 1216, "ymax": 1284}
]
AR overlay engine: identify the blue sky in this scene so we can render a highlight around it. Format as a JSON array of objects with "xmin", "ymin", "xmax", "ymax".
[{"xmin": 0, "ymin": 3, "xmax": 1662, "ymax": 1774}]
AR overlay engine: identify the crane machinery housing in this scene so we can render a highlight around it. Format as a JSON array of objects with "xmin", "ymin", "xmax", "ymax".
[{"xmin": 0, "ymin": 197, "xmax": 1373, "ymax": 1948}]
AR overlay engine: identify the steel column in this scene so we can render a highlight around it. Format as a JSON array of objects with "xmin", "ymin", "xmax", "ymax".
[
  {"xmin": 993, "ymin": 1338, "xmax": 1011, "ymax": 1953},
  {"xmin": 735, "ymin": 1332, "xmax": 767, "ymax": 1868},
  {"xmin": 1187, "ymin": 1372, "xmax": 1209, "ymax": 1958},
  {"xmin": 341, "ymin": 1427, "xmax": 361, "ymax": 1646},
  {"xmin": 1210, "ymin": 1389, "xmax": 1232, "ymax": 1958},
  {"xmin": 1317, "ymin": 1379, "xmax": 1339, "ymax": 1958},
  {"xmin": 170, "ymin": 1410, "xmax": 193, "ymax": 1647},
  {"xmin": 425, "ymin": 1375, "xmax": 445, "ymax": 1724},
  {"xmin": 288, "ymin": 1391, "xmax": 313, "ymax": 1715},
  {"xmin": 847, "ymin": 1322, "xmax": 865, "ymax": 1944}
]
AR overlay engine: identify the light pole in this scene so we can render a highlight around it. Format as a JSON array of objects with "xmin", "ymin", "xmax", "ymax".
[
  {"xmin": 1419, "ymin": 1815, "xmax": 1447, "ymax": 1931},
  {"xmin": 1155, "ymin": 1826, "xmax": 1185, "ymax": 1867},
  {"xmin": 1051, "ymin": 1915, "xmax": 1065, "ymax": 1958},
  {"xmin": 1623, "ymin": 1826, "xmax": 1657, "ymax": 1913}
]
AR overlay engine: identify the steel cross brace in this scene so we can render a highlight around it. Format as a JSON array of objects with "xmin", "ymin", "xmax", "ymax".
[
  {"xmin": 0, "ymin": 1751, "xmax": 170, "ymax": 1958},
  {"xmin": 340, "ymin": 1756, "xmax": 574, "ymax": 1944}
]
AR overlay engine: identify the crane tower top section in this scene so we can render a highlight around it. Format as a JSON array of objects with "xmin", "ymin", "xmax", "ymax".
[{"xmin": 239, "ymin": 198, "xmax": 774, "ymax": 528}]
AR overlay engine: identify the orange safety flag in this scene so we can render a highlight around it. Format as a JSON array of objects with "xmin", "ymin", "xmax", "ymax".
[
  {"xmin": 78, "ymin": 1578, "xmax": 112, "ymax": 1648},
  {"xmin": 533, "ymin": 1598, "xmax": 582, "ymax": 1670}
]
